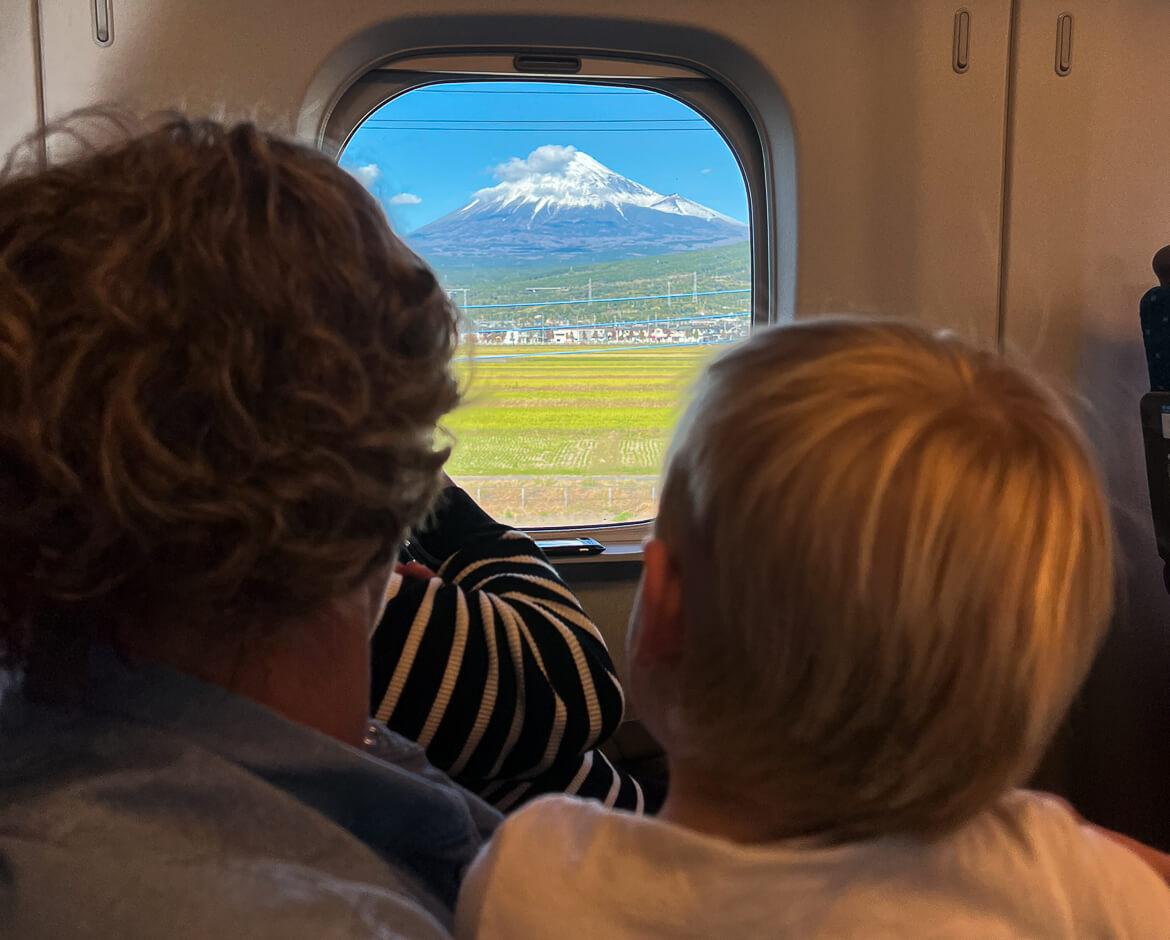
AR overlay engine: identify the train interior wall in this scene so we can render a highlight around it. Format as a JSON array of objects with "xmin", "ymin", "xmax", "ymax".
[{"xmin": 2, "ymin": 0, "xmax": 1166, "ymax": 848}]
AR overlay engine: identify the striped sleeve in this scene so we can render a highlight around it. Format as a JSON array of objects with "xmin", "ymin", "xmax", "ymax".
[{"xmin": 370, "ymin": 487, "xmax": 642, "ymax": 812}]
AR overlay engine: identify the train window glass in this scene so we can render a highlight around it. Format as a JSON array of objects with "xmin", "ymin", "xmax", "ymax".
[{"xmin": 340, "ymin": 81, "xmax": 751, "ymax": 529}]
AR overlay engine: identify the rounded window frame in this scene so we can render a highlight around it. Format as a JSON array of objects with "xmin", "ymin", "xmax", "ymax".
[{"xmin": 311, "ymin": 46, "xmax": 782, "ymax": 545}]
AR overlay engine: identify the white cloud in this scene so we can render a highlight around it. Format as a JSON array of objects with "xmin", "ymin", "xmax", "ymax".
[
  {"xmin": 388, "ymin": 192, "xmax": 422, "ymax": 205},
  {"xmin": 700, "ymin": 168, "xmax": 712, "ymax": 175},
  {"xmin": 351, "ymin": 163, "xmax": 380, "ymax": 186},
  {"xmin": 492, "ymin": 144, "xmax": 579, "ymax": 181}
]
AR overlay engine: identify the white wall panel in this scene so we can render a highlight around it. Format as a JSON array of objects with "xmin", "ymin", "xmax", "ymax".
[
  {"xmin": 1001, "ymin": 0, "xmax": 1170, "ymax": 847},
  {"xmin": 0, "ymin": 0, "xmax": 41, "ymax": 156}
]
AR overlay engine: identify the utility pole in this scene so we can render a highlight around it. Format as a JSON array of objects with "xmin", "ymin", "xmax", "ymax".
[
  {"xmin": 693, "ymin": 271, "xmax": 698, "ymax": 305},
  {"xmin": 448, "ymin": 288, "xmax": 469, "ymax": 307}
]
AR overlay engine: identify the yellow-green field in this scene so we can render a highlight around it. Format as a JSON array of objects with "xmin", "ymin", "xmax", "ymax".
[
  {"xmin": 446, "ymin": 344, "xmax": 713, "ymax": 476},
  {"xmin": 444, "ymin": 344, "xmax": 720, "ymax": 525}
]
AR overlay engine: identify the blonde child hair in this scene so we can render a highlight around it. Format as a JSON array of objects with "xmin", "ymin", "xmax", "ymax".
[{"xmin": 653, "ymin": 317, "xmax": 1114, "ymax": 840}]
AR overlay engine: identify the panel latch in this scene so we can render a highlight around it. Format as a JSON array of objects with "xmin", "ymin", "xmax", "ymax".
[
  {"xmin": 93, "ymin": 0, "xmax": 113, "ymax": 46},
  {"xmin": 1056, "ymin": 13, "xmax": 1073, "ymax": 76},
  {"xmin": 953, "ymin": 10, "xmax": 971, "ymax": 74}
]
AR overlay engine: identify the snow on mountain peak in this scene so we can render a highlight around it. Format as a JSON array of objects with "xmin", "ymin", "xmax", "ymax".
[
  {"xmin": 408, "ymin": 144, "xmax": 748, "ymax": 262},
  {"xmin": 648, "ymin": 193, "xmax": 739, "ymax": 224},
  {"xmin": 461, "ymin": 145, "xmax": 736, "ymax": 223}
]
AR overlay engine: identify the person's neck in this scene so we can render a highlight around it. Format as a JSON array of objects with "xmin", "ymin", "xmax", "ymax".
[
  {"xmin": 219, "ymin": 618, "xmax": 370, "ymax": 747},
  {"xmin": 659, "ymin": 759, "xmax": 811, "ymax": 845},
  {"xmin": 119, "ymin": 599, "xmax": 371, "ymax": 748}
]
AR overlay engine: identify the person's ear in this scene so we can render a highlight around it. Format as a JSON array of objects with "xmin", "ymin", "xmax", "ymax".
[{"xmin": 633, "ymin": 537, "xmax": 685, "ymax": 668}]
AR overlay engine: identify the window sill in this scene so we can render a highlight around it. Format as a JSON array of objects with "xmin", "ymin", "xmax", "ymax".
[{"xmin": 551, "ymin": 540, "xmax": 645, "ymax": 565}]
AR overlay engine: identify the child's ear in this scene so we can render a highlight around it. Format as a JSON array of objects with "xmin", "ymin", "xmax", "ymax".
[{"xmin": 634, "ymin": 537, "xmax": 685, "ymax": 667}]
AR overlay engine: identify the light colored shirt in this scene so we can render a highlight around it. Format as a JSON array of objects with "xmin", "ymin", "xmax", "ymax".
[
  {"xmin": 0, "ymin": 649, "xmax": 500, "ymax": 939},
  {"xmin": 456, "ymin": 790, "xmax": 1170, "ymax": 938}
]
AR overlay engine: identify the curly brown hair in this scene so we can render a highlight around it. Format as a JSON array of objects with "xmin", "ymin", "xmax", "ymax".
[{"xmin": 0, "ymin": 115, "xmax": 460, "ymax": 679}]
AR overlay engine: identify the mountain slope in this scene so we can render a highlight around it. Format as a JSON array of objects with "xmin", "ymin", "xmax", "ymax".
[{"xmin": 407, "ymin": 147, "xmax": 748, "ymax": 265}]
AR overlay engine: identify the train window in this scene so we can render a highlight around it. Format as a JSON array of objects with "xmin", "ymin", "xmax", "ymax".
[{"xmin": 332, "ymin": 65, "xmax": 764, "ymax": 534}]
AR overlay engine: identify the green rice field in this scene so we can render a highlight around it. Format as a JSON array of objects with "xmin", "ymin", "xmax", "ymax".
[{"xmin": 443, "ymin": 344, "xmax": 721, "ymax": 526}]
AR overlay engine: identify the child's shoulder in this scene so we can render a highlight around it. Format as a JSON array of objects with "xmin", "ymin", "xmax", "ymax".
[
  {"xmin": 973, "ymin": 790, "xmax": 1136, "ymax": 868},
  {"xmin": 508, "ymin": 792, "xmax": 610, "ymax": 820},
  {"xmin": 493, "ymin": 793, "xmax": 640, "ymax": 856},
  {"xmin": 961, "ymin": 790, "xmax": 1170, "ymax": 929},
  {"xmin": 987, "ymin": 789, "xmax": 1137, "ymax": 856},
  {"xmin": 500, "ymin": 792, "xmax": 611, "ymax": 830},
  {"xmin": 454, "ymin": 794, "xmax": 635, "ymax": 939}
]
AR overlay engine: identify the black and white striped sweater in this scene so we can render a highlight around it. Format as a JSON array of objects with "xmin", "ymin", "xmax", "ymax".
[{"xmin": 370, "ymin": 486, "xmax": 644, "ymax": 813}]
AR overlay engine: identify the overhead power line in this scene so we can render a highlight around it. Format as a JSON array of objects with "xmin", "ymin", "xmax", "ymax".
[
  {"xmin": 363, "ymin": 118, "xmax": 707, "ymax": 125},
  {"xmin": 415, "ymin": 89, "xmax": 656, "ymax": 96}
]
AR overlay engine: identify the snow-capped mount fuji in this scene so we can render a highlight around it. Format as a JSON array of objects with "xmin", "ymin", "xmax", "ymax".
[{"xmin": 406, "ymin": 147, "xmax": 748, "ymax": 265}]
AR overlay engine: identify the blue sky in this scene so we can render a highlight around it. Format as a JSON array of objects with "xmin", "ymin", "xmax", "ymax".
[{"xmin": 339, "ymin": 82, "xmax": 749, "ymax": 234}]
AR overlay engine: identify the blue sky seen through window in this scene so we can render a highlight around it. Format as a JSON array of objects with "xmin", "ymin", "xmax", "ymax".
[{"xmin": 340, "ymin": 82, "xmax": 749, "ymax": 234}]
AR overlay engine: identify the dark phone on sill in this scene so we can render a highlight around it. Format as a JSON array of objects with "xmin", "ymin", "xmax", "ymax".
[{"xmin": 535, "ymin": 537, "xmax": 606, "ymax": 556}]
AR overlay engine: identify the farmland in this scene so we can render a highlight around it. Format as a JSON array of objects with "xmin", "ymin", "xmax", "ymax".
[
  {"xmin": 443, "ymin": 343, "xmax": 723, "ymax": 526},
  {"xmin": 427, "ymin": 241, "xmax": 752, "ymax": 527}
]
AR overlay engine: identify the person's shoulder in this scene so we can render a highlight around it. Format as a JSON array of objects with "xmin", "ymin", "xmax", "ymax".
[
  {"xmin": 0, "ymin": 836, "xmax": 455, "ymax": 940},
  {"xmin": 493, "ymin": 793, "xmax": 615, "ymax": 845},
  {"xmin": 456, "ymin": 795, "xmax": 637, "ymax": 938},
  {"xmin": 510, "ymin": 792, "xmax": 611, "ymax": 818},
  {"xmin": 459, "ymin": 795, "xmax": 620, "ymax": 895},
  {"xmin": 993, "ymin": 789, "xmax": 1140, "ymax": 858},
  {"xmin": 470, "ymin": 792, "xmax": 673, "ymax": 891},
  {"xmin": 978, "ymin": 790, "xmax": 1170, "ymax": 931}
]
